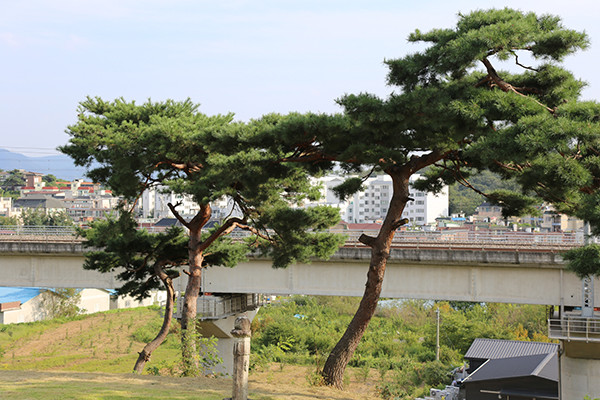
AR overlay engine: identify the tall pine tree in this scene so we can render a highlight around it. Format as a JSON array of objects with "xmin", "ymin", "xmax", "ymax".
[
  {"xmin": 262, "ymin": 8, "xmax": 595, "ymax": 387},
  {"xmin": 61, "ymin": 97, "xmax": 344, "ymax": 373}
]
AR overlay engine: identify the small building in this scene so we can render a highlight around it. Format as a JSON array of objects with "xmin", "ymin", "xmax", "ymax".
[
  {"xmin": 473, "ymin": 202, "xmax": 504, "ymax": 223},
  {"xmin": 0, "ymin": 287, "xmax": 111, "ymax": 324},
  {"xmin": 461, "ymin": 338, "xmax": 559, "ymax": 400},
  {"xmin": 11, "ymin": 195, "xmax": 68, "ymax": 221}
]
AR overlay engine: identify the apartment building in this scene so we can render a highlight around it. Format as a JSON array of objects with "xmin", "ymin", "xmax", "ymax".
[
  {"xmin": 138, "ymin": 186, "xmax": 241, "ymax": 221},
  {"xmin": 311, "ymin": 174, "xmax": 449, "ymax": 225}
]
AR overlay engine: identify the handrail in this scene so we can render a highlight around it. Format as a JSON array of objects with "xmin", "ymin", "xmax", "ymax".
[
  {"xmin": 0, "ymin": 225, "xmax": 79, "ymax": 242},
  {"xmin": 548, "ymin": 316, "xmax": 600, "ymax": 342},
  {"xmin": 0, "ymin": 225, "xmax": 592, "ymax": 249}
]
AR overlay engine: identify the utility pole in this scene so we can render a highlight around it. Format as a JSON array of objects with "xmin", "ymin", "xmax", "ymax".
[
  {"xmin": 436, "ymin": 307, "xmax": 440, "ymax": 361},
  {"xmin": 582, "ymin": 222, "xmax": 595, "ymax": 318}
]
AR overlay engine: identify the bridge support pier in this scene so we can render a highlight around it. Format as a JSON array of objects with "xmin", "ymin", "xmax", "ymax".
[
  {"xmin": 560, "ymin": 341, "xmax": 600, "ymax": 399},
  {"xmin": 197, "ymin": 309, "xmax": 259, "ymax": 376}
]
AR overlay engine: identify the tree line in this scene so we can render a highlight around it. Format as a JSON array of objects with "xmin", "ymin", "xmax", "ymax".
[{"xmin": 58, "ymin": 8, "xmax": 600, "ymax": 388}]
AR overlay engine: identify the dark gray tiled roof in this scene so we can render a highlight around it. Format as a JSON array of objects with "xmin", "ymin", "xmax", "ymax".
[
  {"xmin": 464, "ymin": 353, "xmax": 558, "ymax": 383},
  {"xmin": 13, "ymin": 197, "xmax": 66, "ymax": 209},
  {"xmin": 464, "ymin": 338, "xmax": 558, "ymax": 360}
]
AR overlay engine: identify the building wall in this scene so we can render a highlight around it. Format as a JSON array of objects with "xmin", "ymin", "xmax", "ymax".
[
  {"xmin": 78, "ymin": 288, "xmax": 111, "ymax": 314},
  {"xmin": 332, "ymin": 174, "xmax": 448, "ymax": 225},
  {"xmin": 561, "ymin": 343, "xmax": 600, "ymax": 400},
  {"xmin": 110, "ymin": 290, "xmax": 167, "ymax": 309}
]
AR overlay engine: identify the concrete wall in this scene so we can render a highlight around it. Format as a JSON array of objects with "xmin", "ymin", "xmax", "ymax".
[
  {"xmin": 560, "ymin": 342, "xmax": 600, "ymax": 400},
  {"xmin": 202, "ymin": 254, "xmax": 593, "ymax": 306}
]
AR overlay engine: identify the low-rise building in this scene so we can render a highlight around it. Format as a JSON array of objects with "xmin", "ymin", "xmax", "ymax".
[{"xmin": 461, "ymin": 338, "xmax": 559, "ymax": 400}]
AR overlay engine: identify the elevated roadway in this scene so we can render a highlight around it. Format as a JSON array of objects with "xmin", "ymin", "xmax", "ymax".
[{"xmin": 0, "ymin": 234, "xmax": 594, "ymax": 307}]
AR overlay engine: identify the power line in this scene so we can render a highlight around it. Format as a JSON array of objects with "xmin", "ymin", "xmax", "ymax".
[{"xmin": 0, "ymin": 146, "xmax": 62, "ymax": 155}]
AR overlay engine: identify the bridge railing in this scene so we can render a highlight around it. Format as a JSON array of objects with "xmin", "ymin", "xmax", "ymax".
[
  {"xmin": 343, "ymin": 229, "xmax": 586, "ymax": 249},
  {"xmin": 548, "ymin": 316, "xmax": 600, "ymax": 342},
  {"xmin": 175, "ymin": 293, "xmax": 266, "ymax": 321},
  {"xmin": 0, "ymin": 225, "xmax": 79, "ymax": 242},
  {"xmin": 0, "ymin": 225, "xmax": 592, "ymax": 249}
]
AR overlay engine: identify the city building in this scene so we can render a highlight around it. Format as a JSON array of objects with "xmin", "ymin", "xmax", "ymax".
[
  {"xmin": 308, "ymin": 174, "xmax": 449, "ymax": 225},
  {"xmin": 138, "ymin": 186, "xmax": 242, "ymax": 222}
]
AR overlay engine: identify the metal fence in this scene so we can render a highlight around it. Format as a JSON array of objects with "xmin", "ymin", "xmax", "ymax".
[
  {"xmin": 548, "ymin": 316, "xmax": 600, "ymax": 342},
  {"xmin": 193, "ymin": 294, "xmax": 265, "ymax": 320},
  {"xmin": 0, "ymin": 224, "xmax": 593, "ymax": 250},
  {"xmin": 0, "ymin": 225, "xmax": 79, "ymax": 242}
]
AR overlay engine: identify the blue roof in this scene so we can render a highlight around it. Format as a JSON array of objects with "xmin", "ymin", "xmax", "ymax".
[{"xmin": 0, "ymin": 287, "xmax": 42, "ymax": 304}]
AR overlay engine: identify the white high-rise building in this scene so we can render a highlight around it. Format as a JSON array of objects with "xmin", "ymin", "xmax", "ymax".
[
  {"xmin": 311, "ymin": 174, "xmax": 448, "ymax": 225},
  {"xmin": 139, "ymin": 186, "xmax": 241, "ymax": 221}
]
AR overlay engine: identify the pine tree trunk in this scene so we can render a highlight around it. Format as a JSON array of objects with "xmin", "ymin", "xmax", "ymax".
[
  {"xmin": 322, "ymin": 170, "xmax": 410, "ymax": 388},
  {"xmin": 179, "ymin": 206, "xmax": 210, "ymax": 374},
  {"xmin": 322, "ymin": 244, "xmax": 389, "ymax": 388},
  {"xmin": 133, "ymin": 265, "xmax": 175, "ymax": 374}
]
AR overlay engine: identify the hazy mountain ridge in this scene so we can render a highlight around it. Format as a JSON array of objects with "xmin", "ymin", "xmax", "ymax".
[{"xmin": 0, "ymin": 149, "xmax": 88, "ymax": 181}]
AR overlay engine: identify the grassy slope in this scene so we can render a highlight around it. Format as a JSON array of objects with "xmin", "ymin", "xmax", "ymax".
[{"xmin": 0, "ymin": 307, "xmax": 380, "ymax": 400}]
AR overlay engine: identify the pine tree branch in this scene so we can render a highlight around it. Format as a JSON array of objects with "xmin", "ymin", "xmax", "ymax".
[
  {"xmin": 406, "ymin": 150, "xmax": 450, "ymax": 174},
  {"xmin": 511, "ymin": 51, "xmax": 539, "ymax": 72},
  {"xmin": 197, "ymin": 217, "xmax": 244, "ymax": 252},
  {"xmin": 188, "ymin": 204, "xmax": 212, "ymax": 231},
  {"xmin": 167, "ymin": 202, "xmax": 190, "ymax": 229},
  {"xmin": 480, "ymin": 57, "xmax": 554, "ymax": 113}
]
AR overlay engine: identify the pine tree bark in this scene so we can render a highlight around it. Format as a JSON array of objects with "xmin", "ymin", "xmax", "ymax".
[
  {"xmin": 322, "ymin": 170, "xmax": 411, "ymax": 388},
  {"xmin": 179, "ymin": 204, "xmax": 211, "ymax": 374},
  {"xmin": 133, "ymin": 263, "xmax": 175, "ymax": 374}
]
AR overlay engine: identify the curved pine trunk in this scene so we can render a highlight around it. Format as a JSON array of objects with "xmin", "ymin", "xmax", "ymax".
[
  {"xmin": 133, "ymin": 264, "xmax": 175, "ymax": 374},
  {"xmin": 322, "ymin": 171, "xmax": 410, "ymax": 388},
  {"xmin": 322, "ymin": 246, "xmax": 389, "ymax": 388}
]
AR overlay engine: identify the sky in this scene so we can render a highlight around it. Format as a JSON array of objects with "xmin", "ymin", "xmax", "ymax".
[{"xmin": 1, "ymin": 0, "xmax": 599, "ymax": 157}]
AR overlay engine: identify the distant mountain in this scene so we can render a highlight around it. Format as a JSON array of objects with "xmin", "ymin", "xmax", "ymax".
[{"xmin": 0, "ymin": 149, "xmax": 88, "ymax": 181}]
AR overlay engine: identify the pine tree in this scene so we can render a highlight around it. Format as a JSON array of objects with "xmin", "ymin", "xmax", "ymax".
[
  {"xmin": 61, "ymin": 97, "xmax": 344, "ymax": 373},
  {"xmin": 264, "ymin": 8, "xmax": 594, "ymax": 387}
]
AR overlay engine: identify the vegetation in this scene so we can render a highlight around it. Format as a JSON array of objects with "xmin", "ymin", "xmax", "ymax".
[
  {"xmin": 251, "ymin": 297, "xmax": 551, "ymax": 399},
  {"xmin": 0, "ymin": 299, "xmax": 551, "ymax": 399},
  {"xmin": 21, "ymin": 208, "xmax": 73, "ymax": 226},
  {"xmin": 80, "ymin": 212, "xmax": 188, "ymax": 373},
  {"xmin": 42, "ymin": 289, "xmax": 83, "ymax": 319},
  {"xmin": 0, "ymin": 169, "xmax": 25, "ymax": 198},
  {"xmin": 449, "ymin": 170, "xmax": 520, "ymax": 215}
]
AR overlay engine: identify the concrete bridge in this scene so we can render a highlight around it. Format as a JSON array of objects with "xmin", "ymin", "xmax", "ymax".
[{"xmin": 0, "ymin": 237, "xmax": 593, "ymax": 307}]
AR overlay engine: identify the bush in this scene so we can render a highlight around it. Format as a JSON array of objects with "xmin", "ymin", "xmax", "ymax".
[{"xmin": 421, "ymin": 361, "xmax": 450, "ymax": 387}]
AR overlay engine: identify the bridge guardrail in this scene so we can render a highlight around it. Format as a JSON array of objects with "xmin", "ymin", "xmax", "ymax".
[
  {"xmin": 0, "ymin": 225, "xmax": 593, "ymax": 250},
  {"xmin": 548, "ymin": 316, "xmax": 600, "ymax": 342},
  {"xmin": 0, "ymin": 225, "xmax": 80, "ymax": 243}
]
